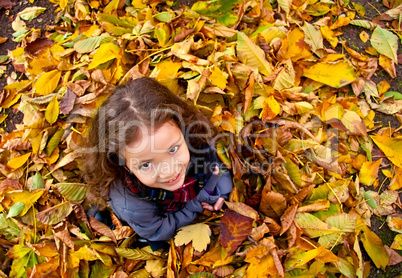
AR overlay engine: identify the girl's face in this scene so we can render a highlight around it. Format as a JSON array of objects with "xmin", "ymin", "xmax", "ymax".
[{"xmin": 123, "ymin": 121, "xmax": 190, "ymax": 191}]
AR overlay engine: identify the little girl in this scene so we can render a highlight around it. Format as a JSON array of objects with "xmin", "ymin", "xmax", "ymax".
[{"xmin": 83, "ymin": 77, "xmax": 233, "ymax": 243}]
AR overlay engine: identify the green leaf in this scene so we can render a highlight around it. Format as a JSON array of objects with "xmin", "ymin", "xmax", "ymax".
[
  {"xmin": 74, "ymin": 36, "xmax": 114, "ymax": 54},
  {"xmin": 46, "ymin": 129, "xmax": 64, "ymax": 156},
  {"xmin": 284, "ymin": 158, "xmax": 302, "ymax": 186},
  {"xmin": 55, "ymin": 183, "xmax": 90, "ymax": 202},
  {"xmin": 294, "ymin": 212, "xmax": 340, "ymax": 238},
  {"xmin": 384, "ymin": 91, "xmax": 402, "ymax": 100},
  {"xmin": 17, "ymin": 7, "xmax": 46, "ymax": 21},
  {"xmin": 364, "ymin": 191, "xmax": 377, "ymax": 208},
  {"xmin": 89, "ymin": 261, "xmax": 115, "ymax": 278},
  {"xmin": 318, "ymin": 214, "xmax": 357, "ymax": 247},
  {"xmin": 153, "ymin": 11, "xmax": 174, "ymax": 23},
  {"xmin": 31, "ymin": 172, "xmax": 45, "ymax": 189},
  {"xmin": 7, "ymin": 202, "xmax": 25, "ymax": 218},
  {"xmin": 350, "ymin": 20, "xmax": 376, "ymax": 30},
  {"xmin": 216, "ymin": 139, "xmax": 232, "ymax": 169},
  {"xmin": 371, "ymin": 26, "xmax": 398, "ymax": 63},
  {"xmin": 9, "ymin": 245, "xmax": 36, "ymax": 278},
  {"xmin": 0, "ymin": 55, "xmax": 8, "ymax": 63},
  {"xmin": 0, "ymin": 213, "xmax": 21, "ymax": 239},
  {"xmin": 217, "ymin": 12, "xmax": 238, "ymax": 26},
  {"xmin": 236, "ymin": 31, "xmax": 274, "ymax": 75}
]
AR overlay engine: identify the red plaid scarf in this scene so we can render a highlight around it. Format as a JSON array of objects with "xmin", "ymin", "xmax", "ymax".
[{"xmin": 123, "ymin": 171, "xmax": 199, "ymax": 213}]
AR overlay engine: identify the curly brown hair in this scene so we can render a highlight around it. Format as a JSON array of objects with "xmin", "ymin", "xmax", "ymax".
[{"xmin": 82, "ymin": 77, "xmax": 215, "ymax": 200}]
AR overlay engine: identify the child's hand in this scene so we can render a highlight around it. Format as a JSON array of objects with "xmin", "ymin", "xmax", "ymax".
[{"xmin": 201, "ymin": 197, "xmax": 225, "ymax": 211}]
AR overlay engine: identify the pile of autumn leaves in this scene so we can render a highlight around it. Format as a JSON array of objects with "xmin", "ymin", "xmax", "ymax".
[{"xmin": 1, "ymin": 0, "xmax": 402, "ymax": 277}]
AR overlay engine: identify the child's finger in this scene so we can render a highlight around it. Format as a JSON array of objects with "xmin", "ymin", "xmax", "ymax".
[
  {"xmin": 201, "ymin": 202, "xmax": 214, "ymax": 211},
  {"xmin": 213, "ymin": 198, "xmax": 225, "ymax": 211}
]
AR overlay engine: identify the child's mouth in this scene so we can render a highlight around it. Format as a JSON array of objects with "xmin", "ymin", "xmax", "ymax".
[{"xmin": 162, "ymin": 172, "xmax": 181, "ymax": 185}]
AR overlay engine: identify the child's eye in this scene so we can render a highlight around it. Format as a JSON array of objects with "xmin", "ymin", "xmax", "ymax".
[
  {"xmin": 169, "ymin": 145, "xmax": 179, "ymax": 154},
  {"xmin": 140, "ymin": 162, "xmax": 151, "ymax": 169}
]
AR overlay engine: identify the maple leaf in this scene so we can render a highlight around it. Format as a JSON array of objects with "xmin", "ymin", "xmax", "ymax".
[{"xmin": 174, "ymin": 223, "xmax": 211, "ymax": 252}]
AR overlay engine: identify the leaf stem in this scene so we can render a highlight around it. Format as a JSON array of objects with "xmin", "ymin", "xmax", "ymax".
[
  {"xmin": 330, "ymin": 232, "xmax": 343, "ymax": 251},
  {"xmin": 317, "ymin": 172, "xmax": 343, "ymax": 211},
  {"xmin": 137, "ymin": 46, "xmax": 173, "ymax": 65}
]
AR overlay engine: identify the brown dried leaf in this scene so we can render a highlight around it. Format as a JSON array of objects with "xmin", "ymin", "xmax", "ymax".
[
  {"xmin": 259, "ymin": 190, "xmax": 287, "ymax": 220},
  {"xmin": 53, "ymin": 221, "xmax": 75, "ymax": 250},
  {"xmin": 225, "ymin": 201, "xmax": 259, "ymax": 221},
  {"xmin": 263, "ymin": 217, "xmax": 281, "ymax": 236},
  {"xmin": 280, "ymin": 204, "xmax": 298, "ymax": 235},
  {"xmin": 89, "ymin": 215, "xmax": 117, "ymax": 244},
  {"xmin": 113, "ymin": 226, "xmax": 134, "ymax": 240},
  {"xmin": 250, "ymin": 223, "xmax": 270, "ymax": 242}
]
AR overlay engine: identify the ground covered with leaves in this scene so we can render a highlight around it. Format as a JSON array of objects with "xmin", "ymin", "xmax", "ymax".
[{"xmin": 1, "ymin": 0, "xmax": 402, "ymax": 277}]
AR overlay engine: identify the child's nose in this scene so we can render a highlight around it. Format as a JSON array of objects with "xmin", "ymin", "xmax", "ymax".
[{"xmin": 157, "ymin": 158, "xmax": 179, "ymax": 178}]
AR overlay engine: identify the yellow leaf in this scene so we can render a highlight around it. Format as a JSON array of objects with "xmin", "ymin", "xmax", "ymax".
[
  {"xmin": 360, "ymin": 31, "xmax": 369, "ymax": 43},
  {"xmin": 341, "ymin": 110, "xmax": 367, "ymax": 136},
  {"xmin": 88, "ymin": 42, "xmax": 120, "ymax": 70},
  {"xmin": 391, "ymin": 234, "xmax": 402, "ymax": 250},
  {"xmin": 246, "ymin": 253, "xmax": 277, "ymax": 277},
  {"xmin": 301, "ymin": 22, "xmax": 324, "ymax": 53},
  {"xmin": 69, "ymin": 246, "xmax": 98, "ymax": 261},
  {"xmin": 209, "ymin": 66, "xmax": 227, "ymax": 89},
  {"xmin": 132, "ymin": 0, "xmax": 147, "ymax": 9},
  {"xmin": 236, "ymin": 31, "xmax": 274, "ymax": 75},
  {"xmin": 359, "ymin": 159, "xmax": 382, "ymax": 186},
  {"xmin": 260, "ymin": 95, "xmax": 280, "ymax": 121},
  {"xmin": 330, "ymin": 17, "xmax": 351, "ymax": 30},
  {"xmin": 7, "ymin": 152, "xmax": 31, "ymax": 170},
  {"xmin": 273, "ymin": 59, "xmax": 295, "ymax": 91},
  {"xmin": 379, "ymin": 54, "xmax": 396, "ymax": 78},
  {"xmin": 27, "ymin": 48, "xmax": 59, "ymax": 76},
  {"xmin": 145, "ymin": 260, "xmax": 165, "ymax": 277},
  {"xmin": 4, "ymin": 189, "xmax": 44, "ymax": 216},
  {"xmin": 280, "ymin": 28, "xmax": 312, "ymax": 61},
  {"xmin": 45, "ymin": 96, "xmax": 59, "ymax": 125},
  {"xmin": 371, "ymin": 135, "xmax": 402, "ymax": 168},
  {"xmin": 389, "ymin": 167, "xmax": 402, "ymax": 190},
  {"xmin": 303, "ymin": 60, "xmax": 357, "ymax": 88},
  {"xmin": 104, "ymin": 0, "xmax": 119, "ymax": 14},
  {"xmin": 245, "ymin": 245, "xmax": 269, "ymax": 264},
  {"xmin": 34, "ymin": 70, "xmax": 61, "ymax": 95},
  {"xmin": 285, "ymin": 244, "xmax": 327, "ymax": 269},
  {"xmin": 153, "ymin": 60, "xmax": 181, "ymax": 80},
  {"xmin": 258, "ymin": 26, "xmax": 286, "ymax": 44},
  {"xmin": 174, "ymin": 223, "xmax": 211, "ymax": 252},
  {"xmin": 320, "ymin": 25, "xmax": 338, "ymax": 48},
  {"xmin": 59, "ymin": 0, "xmax": 68, "ymax": 9},
  {"xmin": 361, "ymin": 225, "xmax": 389, "ymax": 268}
]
